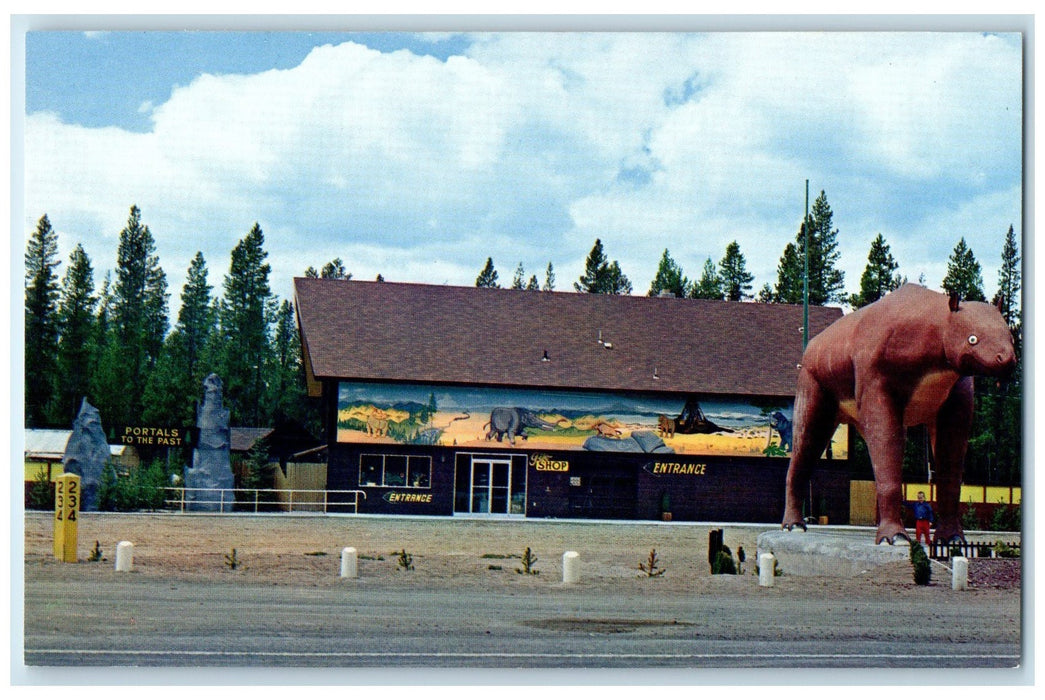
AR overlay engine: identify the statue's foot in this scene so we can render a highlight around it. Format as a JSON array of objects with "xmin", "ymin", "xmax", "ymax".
[
  {"xmin": 875, "ymin": 523, "xmax": 911, "ymax": 545},
  {"xmin": 932, "ymin": 521, "xmax": 966, "ymax": 547},
  {"xmin": 782, "ymin": 508, "xmax": 807, "ymax": 532}
]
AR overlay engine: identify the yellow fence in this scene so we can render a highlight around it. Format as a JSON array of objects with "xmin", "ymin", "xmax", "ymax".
[{"xmin": 850, "ymin": 480, "xmax": 1021, "ymax": 526}]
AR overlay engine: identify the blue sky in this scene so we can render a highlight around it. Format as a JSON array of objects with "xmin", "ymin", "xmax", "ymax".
[{"xmin": 19, "ymin": 28, "xmax": 1024, "ymax": 310}]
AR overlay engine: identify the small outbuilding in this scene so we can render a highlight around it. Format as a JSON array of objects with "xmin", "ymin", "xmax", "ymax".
[{"xmin": 294, "ymin": 278, "xmax": 849, "ymax": 523}]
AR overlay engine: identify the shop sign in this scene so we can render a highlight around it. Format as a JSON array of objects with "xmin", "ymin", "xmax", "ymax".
[
  {"xmin": 647, "ymin": 461, "xmax": 708, "ymax": 476},
  {"xmin": 382, "ymin": 492, "xmax": 434, "ymax": 504},
  {"xmin": 529, "ymin": 454, "xmax": 569, "ymax": 472},
  {"xmin": 113, "ymin": 426, "xmax": 190, "ymax": 447}
]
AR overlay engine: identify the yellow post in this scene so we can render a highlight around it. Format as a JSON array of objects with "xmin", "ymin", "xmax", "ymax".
[{"xmin": 53, "ymin": 473, "xmax": 81, "ymax": 562}]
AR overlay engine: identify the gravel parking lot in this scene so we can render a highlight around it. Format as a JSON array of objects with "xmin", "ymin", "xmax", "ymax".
[{"xmin": 19, "ymin": 511, "xmax": 1024, "ymax": 678}]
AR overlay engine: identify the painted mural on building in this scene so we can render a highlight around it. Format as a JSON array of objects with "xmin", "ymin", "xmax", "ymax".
[{"xmin": 337, "ymin": 382, "xmax": 848, "ymax": 459}]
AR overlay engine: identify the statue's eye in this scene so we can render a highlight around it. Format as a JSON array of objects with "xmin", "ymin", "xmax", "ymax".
[{"xmin": 968, "ymin": 335, "xmax": 979, "ymax": 345}]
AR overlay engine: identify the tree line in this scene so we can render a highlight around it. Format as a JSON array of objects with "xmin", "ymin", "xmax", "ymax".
[
  {"xmin": 24, "ymin": 206, "xmax": 318, "ymax": 448},
  {"xmin": 25, "ymin": 191, "xmax": 1022, "ymax": 485}
]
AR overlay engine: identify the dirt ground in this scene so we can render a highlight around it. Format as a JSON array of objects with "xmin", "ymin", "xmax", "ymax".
[{"xmin": 22, "ymin": 511, "xmax": 1021, "ymax": 598}]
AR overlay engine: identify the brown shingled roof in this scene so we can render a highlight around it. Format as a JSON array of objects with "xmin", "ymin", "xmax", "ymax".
[{"xmin": 294, "ymin": 278, "xmax": 843, "ymax": 399}]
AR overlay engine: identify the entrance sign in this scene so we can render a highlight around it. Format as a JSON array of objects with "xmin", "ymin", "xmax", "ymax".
[
  {"xmin": 53, "ymin": 473, "xmax": 80, "ymax": 562},
  {"xmin": 114, "ymin": 426, "xmax": 189, "ymax": 447}
]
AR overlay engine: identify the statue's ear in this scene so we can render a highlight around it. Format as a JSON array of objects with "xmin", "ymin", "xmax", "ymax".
[{"xmin": 949, "ymin": 292, "xmax": 961, "ymax": 312}]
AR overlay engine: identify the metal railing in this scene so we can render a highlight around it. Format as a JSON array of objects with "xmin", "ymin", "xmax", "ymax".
[{"xmin": 163, "ymin": 487, "xmax": 366, "ymax": 514}]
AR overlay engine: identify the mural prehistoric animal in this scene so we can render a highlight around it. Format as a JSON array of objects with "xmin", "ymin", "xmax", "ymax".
[
  {"xmin": 782, "ymin": 285, "xmax": 1016, "ymax": 544},
  {"xmin": 769, "ymin": 411, "xmax": 793, "ymax": 452},
  {"xmin": 591, "ymin": 421, "xmax": 623, "ymax": 438},
  {"xmin": 484, "ymin": 407, "xmax": 567, "ymax": 445},
  {"xmin": 657, "ymin": 414, "xmax": 676, "ymax": 439},
  {"xmin": 674, "ymin": 398, "xmax": 735, "ymax": 435},
  {"xmin": 366, "ymin": 410, "xmax": 390, "ymax": 437}
]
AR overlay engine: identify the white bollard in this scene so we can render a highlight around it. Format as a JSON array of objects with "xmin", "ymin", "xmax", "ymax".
[
  {"xmin": 115, "ymin": 541, "xmax": 134, "ymax": 572},
  {"xmin": 952, "ymin": 556, "xmax": 969, "ymax": 590},
  {"xmin": 562, "ymin": 551, "xmax": 580, "ymax": 584},
  {"xmin": 340, "ymin": 547, "xmax": 358, "ymax": 579},
  {"xmin": 758, "ymin": 553, "xmax": 775, "ymax": 587}
]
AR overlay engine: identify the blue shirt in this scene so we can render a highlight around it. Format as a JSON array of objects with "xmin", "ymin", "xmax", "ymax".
[{"xmin": 909, "ymin": 500, "xmax": 934, "ymax": 522}]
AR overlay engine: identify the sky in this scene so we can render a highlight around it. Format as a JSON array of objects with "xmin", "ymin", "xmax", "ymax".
[{"xmin": 18, "ymin": 26, "xmax": 1025, "ymax": 312}]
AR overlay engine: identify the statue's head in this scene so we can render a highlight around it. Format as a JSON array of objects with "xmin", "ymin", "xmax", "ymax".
[
  {"xmin": 203, "ymin": 373, "xmax": 223, "ymax": 399},
  {"xmin": 943, "ymin": 294, "xmax": 1016, "ymax": 378}
]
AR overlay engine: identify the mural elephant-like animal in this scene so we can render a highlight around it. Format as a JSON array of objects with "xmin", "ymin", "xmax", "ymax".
[{"xmin": 484, "ymin": 407, "xmax": 566, "ymax": 445}]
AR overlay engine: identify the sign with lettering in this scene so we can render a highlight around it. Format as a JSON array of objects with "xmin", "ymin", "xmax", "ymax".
[
  {"xmin": 112, "ymin": 426, "xmax": 191, "ymax": 447},
  {"xmin": 382, "ymin": 492, "xmax": 434, "ymax": 504},
  {"xmin": 529, "ymin": 453, "xmax": 569, "ymax": 472},
  {"xmin": 53, "ymin": 474, "xmax": 80, "ymax": 562},
  {"xmin": 646, "ymin": 461, "xmax": 708, "ymax": 476}
]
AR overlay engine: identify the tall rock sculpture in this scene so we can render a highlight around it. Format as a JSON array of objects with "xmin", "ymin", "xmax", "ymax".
[
  {"xmin": 62, "ymin": 399, "xmax": 110, "ymax": 511},
  {"xmin": 185, "ymin": 373, "xmax": 234, "ymax": 512}
]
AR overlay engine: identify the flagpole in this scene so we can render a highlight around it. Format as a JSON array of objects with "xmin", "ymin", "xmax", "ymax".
[{"xmin": 803, "ymin": 179, "xmax": 809, "ymax": 349}]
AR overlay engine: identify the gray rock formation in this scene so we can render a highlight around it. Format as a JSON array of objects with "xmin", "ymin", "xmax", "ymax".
[
  {"xmin": 185, "ymin": 373, "xmax": 234, "ymax": 512},
  {"xmin": 583, "ymin": 430, "xmax": 674, "ymax": 453},
  {"xmin": 62, "ymin": 399, "xmax": 110, "ymax": 511}
]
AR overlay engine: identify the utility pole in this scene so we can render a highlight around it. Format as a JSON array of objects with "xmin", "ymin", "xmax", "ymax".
[{"xmin": 803, "ymin": 179, "xmax": 810, "ymax": 349}]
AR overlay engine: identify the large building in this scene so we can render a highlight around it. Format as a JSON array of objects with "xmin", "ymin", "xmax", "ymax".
[{"xmin": 294, "ymin": 278, "xmax": 849, "ymax": 523}]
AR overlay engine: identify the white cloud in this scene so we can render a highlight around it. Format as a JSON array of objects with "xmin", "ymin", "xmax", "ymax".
[{"xmin": 23, "ymin": 32, "xmax": 1023, "ymax": 306}]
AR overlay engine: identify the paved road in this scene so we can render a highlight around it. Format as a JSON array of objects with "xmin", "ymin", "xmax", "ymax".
[{"xmin": 22, "ymin": 576, "xmax": 1021, "ymax": 673}]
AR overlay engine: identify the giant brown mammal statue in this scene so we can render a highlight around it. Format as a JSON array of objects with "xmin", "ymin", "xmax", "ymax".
[{"xmin": 782, "ymin": 284, "xmax": 1016, "ymax": 544}]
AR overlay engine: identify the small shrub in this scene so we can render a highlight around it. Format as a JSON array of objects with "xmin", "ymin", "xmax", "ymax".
[
  {"xmin": 711, "ymin": 550, "xmax": 737, "ymax": 575},
  {"xmin": 225, "ymin": 548, "xmax": 242, "ymax": 570},
  {"xmin": 395, "ymin": 548, "xmax": 414, "ymax": 571},
  {"xmin": 27, "ymin": 468, "xmax": 55, "ymax": 510},
  {"xmin": 87, "ymin": 541, "xmax": 103, "ymax": 562},
  {"xmin": 515, "ymin": 547, "xmax": 539, "ymax": 575},
  {"xmin": 638, "ymin": 548, "xmax": 666, "ymax": 577},
  {"xmin": 960, "ymin": 499, "xmax": 981, "ymax": 530},
  {"xmin": 995, "ymin": 541, "xmax": 1020, "ymax": 558},
  {"xmin": 487, "ymin": 565, "xmax": 503, "ymax": 571},
  {"xmin": 304, "ymin": 551, "xmax": 327, "ymax": 557},
  {"xmin": 910, "ymin": 541, "xmax": 931, "ymax": 585}
]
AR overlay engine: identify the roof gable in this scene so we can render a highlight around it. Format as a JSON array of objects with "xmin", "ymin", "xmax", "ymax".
[{"xmin": 294, "ymin": 278, "xmax": 843, "ymax": 398}]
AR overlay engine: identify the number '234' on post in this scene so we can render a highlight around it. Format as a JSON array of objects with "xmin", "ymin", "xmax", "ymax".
[{"xmin": 53, "ymin": 474, "xmax": 80, "ymax": 562}]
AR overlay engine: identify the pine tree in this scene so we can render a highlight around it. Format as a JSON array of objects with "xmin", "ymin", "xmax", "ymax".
[
  {"xmin": 995, "ymin": 224, "xmax": 1020, "ymax": 327},
  {"xmin": 542, "ymin": 262, "xmax": 556, "ymax": 292},
  {"xmin": 320, "ymin": 258, "xmax": 351, "ymax": 280},
  {"xmin": 526, "ymin": 275, "xmax": 540, "ymax": 291},
  {"xmin": 804, "ymin": 191, "xmax": 846, "ymax": 305},
  {"xmin": 852, "ymin": 233, "xmax": 902, "ymax": 308},
  {"xmin": 575, "ymin": 239, "xmax": 632, "ymax": 294},
  {"xmin": 942, "ymin": 237, "xmax": 986, "ymax": 301},
  {"xmin": 24, "ymin": 214, "xmax": 62, "ymax": 426},
  {"xmin": 511, "ymin": 263, "xmax": 526, "ymax": 290},
  {"xmin": 475, "ymin": 258, "xmax": 500, "ymax": 288},
  {"xmin": 575, "ymin": 239, "xmax": 608, "ymax": 293},
  {"xmin": 54, "ymin": 244, "xmax": 97, "ymax": 425},
  {"xmin": 266, "ymin": 299, "xmax": 306, "ymax": 425},
  {"xmin": 773, "ymin": 241, "xmax": 804, "ymax": 304},
  {"xmin": 98, "ymin": 205, "xmax": 169, "ymax": 426},
  {"xmin": 756, "ymin": 283, "xmax": 775, "ymax": 303},
  {"xmin": 718, "ymin": 241, "xmax": 755, "ymax": 302},
  {"xmin": 217, "ymin": 223, "xmax": 275, "ymax": 426},
  {"xmin": 142, "ymin": 252, "xmax": 215, "ymax": 427},
  {"xmin": 690, "ymin": 258, "xmax": 723, "ymax": 300},
  {"xmin": 648, "ymin": 249, "xmax": 689, "ymax": 297}
]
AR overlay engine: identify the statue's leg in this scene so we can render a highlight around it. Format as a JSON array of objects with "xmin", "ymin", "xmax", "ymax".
[
  {"xmin": 859, "ymin": 385, "xmax": 908, "ymax": 544},
  {"xmin": 782, "ymin": 370, "xmax": 838, "ymax": 530},
  {"xmin": 930, "ymin": 378, "xmax": 974, "ymax": 545}
]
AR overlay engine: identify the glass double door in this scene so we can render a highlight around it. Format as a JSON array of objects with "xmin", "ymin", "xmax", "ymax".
[{"xmin": 455, "ymin": 456, "xmax": 525, "ymax": 516}]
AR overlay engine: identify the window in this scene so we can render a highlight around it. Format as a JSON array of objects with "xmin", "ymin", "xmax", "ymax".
[{"xmin": 359, "ymin": 454, "xmax": 432, "ymax": 488}]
